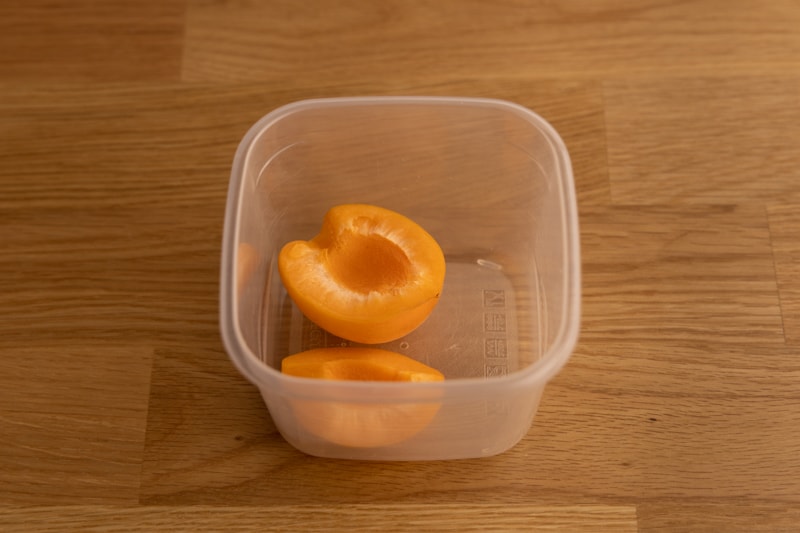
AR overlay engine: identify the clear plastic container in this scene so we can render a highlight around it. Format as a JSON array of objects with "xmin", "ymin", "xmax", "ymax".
[{"xmin": 220, "ymin": 97, "xmax": 580, "ymax": 460}]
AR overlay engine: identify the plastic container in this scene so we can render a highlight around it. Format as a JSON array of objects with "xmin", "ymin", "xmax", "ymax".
[{"xmin": 220, "ymin": 97, "xmax": 580, "ymax": 460}]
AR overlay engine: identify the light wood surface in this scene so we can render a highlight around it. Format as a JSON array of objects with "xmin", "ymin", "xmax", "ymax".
[
  {"xmin": 1, "ymin": 1, "xmax": 799, "ymax": 531},
  {"xmin": 0, "ymin": 505, "xmax": 638, "ymax": 533}
]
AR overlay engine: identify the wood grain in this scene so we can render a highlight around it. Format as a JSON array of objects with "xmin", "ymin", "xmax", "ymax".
[
  {"xmin": 0, "ymin": 79, "xmax": 608, "ymax": 210},
  {"xmin": 0, "ymin": 504, "xmax": 638, "ymax": 532},
  {"xmin": 0, "ymin": 344, "xmax": 151, "ymax": 504},
  {"xmin": 140, "ymin": 204, "xmax": 798, "ymax": 507},
  {"xmin": 768, "ymin": 205, "xmax": 800, "ymax": 344},
  {"xmin": 0, "ymin": 85, "xmax": 244, "ymax": 210},
  {"xmin": 0, "ymin": 208, "xmax": 221, "ymax": 345},
  {"xmin": 534, "ymin": 341, "xmax": 800, "ymax": 502},
  {"xmin": 2, "ymin": 0, "xmax": 800, "ymax": 531},
  {"xmin": 637, "ymin": 502, "xmax": 800, "ymax": 533},
  {"xmin": 138, "ymin": 340, "xmax": 800, "ymax": 506},
  {"xmin": 0, "ymin": 0, "xmax": 185, "ymax": 82},
  {"xmin": 604, "ymin": 76, "xmax": 800, "ymax": 204},
  {"xmin": 182, "ymin": 0, "xmax": 800, "ymax": 83},
  {"xmin": 580, "ymin": 205, "xmax": 783, "ymax": 344},
  {"xmin": 140, "ymin": 344, "xmax": 282, "ymax": 502}
]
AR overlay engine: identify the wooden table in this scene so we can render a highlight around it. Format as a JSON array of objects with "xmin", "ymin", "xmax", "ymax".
[{"xmin": 2, "ymin": 1, "xmax": 799, "ymax": 531}]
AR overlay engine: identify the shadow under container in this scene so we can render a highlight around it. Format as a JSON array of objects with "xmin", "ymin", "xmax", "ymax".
[{"xmin": 220, "ymin": 97, "xmax": 581, "ymax": 460}]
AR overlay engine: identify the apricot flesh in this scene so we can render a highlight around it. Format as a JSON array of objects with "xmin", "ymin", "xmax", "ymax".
[
  {"xmin": 278, "ymin": 204, "xmax": 446, "ymax": 344},
  {"xmin": 282, "ymin": 347, "xmax": 445, "ymax": 382},
  {"xmin": 282, "ymin": 347, "xmax": 445, "ymax": 447}
]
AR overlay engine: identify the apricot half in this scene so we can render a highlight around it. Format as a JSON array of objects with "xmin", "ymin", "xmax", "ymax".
[
  {"xmin": 282, "ymin": 347, "xmax": 445, "ymax": 382},
  {"xmin": 278, "ymin": 204, "xmax": 445, "ymax": 344},
  {"xmin": 282, "ymin": 347, "xmax": 445, "ymax": 447}
]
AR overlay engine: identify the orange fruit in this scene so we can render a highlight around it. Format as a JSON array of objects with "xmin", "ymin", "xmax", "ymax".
[
  {"xmin": 278, "ymin": 204, "xmax": 445, "ymax": 344},
  {"xmin": 282, "ymin": 346, "xmax": 445, "ymax": 382},
  {"xmin": 282, "ymin": 347, "xmax": 444, "ymax": 447}
]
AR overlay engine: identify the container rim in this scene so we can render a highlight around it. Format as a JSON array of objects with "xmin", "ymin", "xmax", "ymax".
[{"xmin": 219, "ymin": 96, "xmax": 581, "ymax": 397}]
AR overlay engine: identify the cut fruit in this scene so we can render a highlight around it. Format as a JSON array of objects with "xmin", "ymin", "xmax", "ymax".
[
  {"xmin": 282, "ymin": 347, "xmax": 445, "ymax": 382},
  {"xmin": 282, "ymin": 347, "xmax": 445, "ymax": 447},
  {"xmin": 278, "ymin": 204, "xmax": 446, "ymax": 344}
]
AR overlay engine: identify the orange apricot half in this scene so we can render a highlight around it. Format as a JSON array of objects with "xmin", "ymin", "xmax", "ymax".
[
  {"xmin": 278, "ymin": 204, "xmax": 446, "ymax": 344},
  {"xmin": 282, "ymin": 347, "xmax": 444, "ymax": 447},
  {"xmin": 282, "ymin": 346, "xmax": 445, "ymax": 382}
]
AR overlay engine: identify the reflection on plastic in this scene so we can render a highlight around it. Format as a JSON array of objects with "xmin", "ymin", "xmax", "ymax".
[
  {"xmin": 236, "ymin": 242, "xmax": 259, "ymax": 296},
  {"xmin": 290, "ymin": 393, "xmax": 442, "ymax": 448}
]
